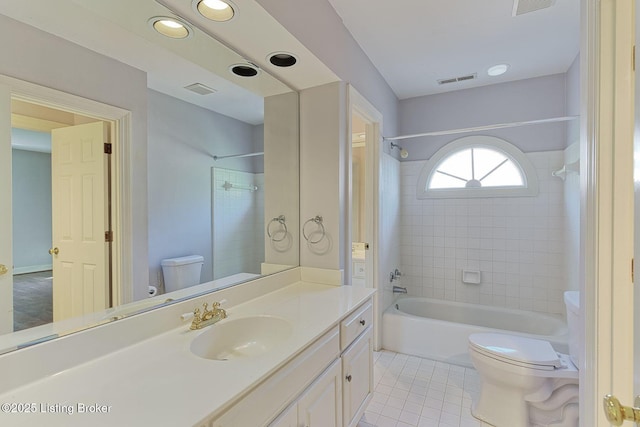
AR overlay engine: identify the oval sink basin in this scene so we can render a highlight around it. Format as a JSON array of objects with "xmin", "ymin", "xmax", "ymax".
[{"xmin": 190, "ymin": 316, "xmax": 293, "ymax": 361}]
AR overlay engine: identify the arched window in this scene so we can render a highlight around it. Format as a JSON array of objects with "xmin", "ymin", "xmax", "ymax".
[{"xmin": 417, "ymin": 135, "xmax": 538, "ymax": 199}]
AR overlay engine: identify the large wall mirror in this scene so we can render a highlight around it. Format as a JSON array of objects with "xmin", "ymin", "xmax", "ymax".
[{"xmin": 0, "ymin": 0, "xmax": 300, "ymax": 354}]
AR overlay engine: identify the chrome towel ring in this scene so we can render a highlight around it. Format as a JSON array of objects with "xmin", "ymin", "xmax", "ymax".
[
  {"xmin": 303, "ymin": 215, "xmax": 326, "ymax": 244},
  {"xmin": 267, "ymin": 215, "xmax": 288, "ymax": 242}
]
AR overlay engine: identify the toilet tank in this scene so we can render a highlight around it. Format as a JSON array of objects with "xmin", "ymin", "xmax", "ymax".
[
  {"xmin": 564, "ymin": 291, "xmax": 581, "ymax": 368},
  {"xmin": 161, "ymin": 255, "xmax": 204, "ymax": 292}
]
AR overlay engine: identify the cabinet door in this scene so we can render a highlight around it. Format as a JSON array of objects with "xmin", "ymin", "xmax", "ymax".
[
  {"xmin": 342, "ymin": 328, "xmax": 373, "ymax": 427},
  {"xmin": 269, "ymin": 402, "xmax": 297, "ymax": 427},
  {"xmin": 298, "ymin": 359, "xmax": 343, "ymax": 427}
]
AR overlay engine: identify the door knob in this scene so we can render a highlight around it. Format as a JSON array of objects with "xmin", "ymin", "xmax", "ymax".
[
  {"xmin": 49, "ymin": 247, "xmax": 59, "ymax": 255},
  {"xmin": 0, "ymin": 264, "xmax": 7, "ymax": 275},
  {"xmin": 603, "ymin": 395, "xmax": 640, "ymax": 426}
]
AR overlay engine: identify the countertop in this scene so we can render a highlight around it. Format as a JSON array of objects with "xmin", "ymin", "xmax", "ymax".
[{"xmin": 0, "ymin": 282, "xmax": 375, "ymax": 426}]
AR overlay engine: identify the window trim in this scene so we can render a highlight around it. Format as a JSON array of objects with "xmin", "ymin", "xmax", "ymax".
[{"xmin": 416, "ymin": 135, "xmax": 539, "ymax": 199}]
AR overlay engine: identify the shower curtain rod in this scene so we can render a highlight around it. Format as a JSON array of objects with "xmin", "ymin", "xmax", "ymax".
[
  {"xmin": 383, "ymin": 116, "xmax": 579, "ymax": 141},
  {"xmin": 213, "ymin": 151, "xmax": 264, "ymax": 161}
]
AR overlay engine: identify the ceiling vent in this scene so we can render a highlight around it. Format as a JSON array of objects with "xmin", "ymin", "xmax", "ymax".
[
  {"xmin": 512, "ymin": 0, "xmax": 556, "ymax": 16},
  {"xmin": 184, "ymin": 83, "xmax": 217, "ymax": 95},
  {"xmin": 437, "ymin": 73, "xmax": 477, "ymax": 85}
]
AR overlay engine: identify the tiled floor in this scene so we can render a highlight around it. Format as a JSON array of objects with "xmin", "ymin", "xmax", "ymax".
[{"xmin": 358, "ymin": 350, "xmax": 483, "ymax": 427}]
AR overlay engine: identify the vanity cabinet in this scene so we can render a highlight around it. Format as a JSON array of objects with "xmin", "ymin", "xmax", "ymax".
[
  {"xmin": 342, "ymin": 329, "xmax": 373, "ymax": 427},
  {"xmin": 271, "ymin": 359, "xmax": 343, "ymax": 427},
  {"xmin": 207, "ymin": 298, "xmax": 373, "ymax": 427}
]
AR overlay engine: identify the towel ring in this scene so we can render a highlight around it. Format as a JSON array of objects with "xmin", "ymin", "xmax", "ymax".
[
  {"xmin": 303, "ymin": 215, "xmax": 326, "ymax": 244},
  {"xmin": 267, "ymin": 215, "xmax": 288, "ymax": 242}
]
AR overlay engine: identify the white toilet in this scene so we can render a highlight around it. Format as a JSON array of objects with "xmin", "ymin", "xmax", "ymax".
[
  {"xmin": 468, "ymin": 291, "xmax": 580, "ymax": 427},
  {"xmin": 160, "ymin": 255, "xmax": 204, "ymax": 292}
]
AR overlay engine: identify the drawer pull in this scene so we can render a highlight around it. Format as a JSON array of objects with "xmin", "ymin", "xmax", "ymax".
[
  {"xmin": 359, "ymin": 319, "xmax": 366, "ymax": 326},
  {"xmin": 345, "ymin": 374, "xmax": 352, "ymax": 382}
]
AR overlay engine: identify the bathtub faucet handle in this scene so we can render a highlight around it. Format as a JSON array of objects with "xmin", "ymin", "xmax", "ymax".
[{"xmin": 394, "ymin": 268, "xmax": 402, "ymax": 277}]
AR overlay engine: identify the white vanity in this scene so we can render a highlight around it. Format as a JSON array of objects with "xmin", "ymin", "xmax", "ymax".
[{"xmin": 0, "ymin": 268, "xmax": 375, "ymax": 427}]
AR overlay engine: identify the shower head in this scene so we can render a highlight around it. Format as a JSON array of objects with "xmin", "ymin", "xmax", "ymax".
[{"xmin": 390, "ymin": 142, "xmax": 409, "ymax": 159}]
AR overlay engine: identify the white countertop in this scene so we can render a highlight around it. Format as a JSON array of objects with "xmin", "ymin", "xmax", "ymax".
[{"xmin": 0, "ymin": 282, "xmax": 374, "ymax": 426}]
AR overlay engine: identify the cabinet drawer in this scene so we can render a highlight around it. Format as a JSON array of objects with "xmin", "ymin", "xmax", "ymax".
[{"xmin": 340, "ymin": 301, "xmax": 372, "ymax": 350}]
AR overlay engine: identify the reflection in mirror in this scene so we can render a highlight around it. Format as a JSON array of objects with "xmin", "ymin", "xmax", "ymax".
[{"xmin": 0, "ymin": 0, "xmax": 299, "ymax": 354}]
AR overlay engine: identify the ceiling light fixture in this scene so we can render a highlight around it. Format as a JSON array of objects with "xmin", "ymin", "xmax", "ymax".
[
  {"xmin": 148, "ymin": 16, "xmax": 192, "ymax": 39},
  {"xmin": 268, "ymin": 52, "xmax": 298, "ymax": 68},
  {"xmin": 229, "ymin": 63, "xmax": 260, "ymax": 77},
  {"xmin": 194, "ymin": 0, "xmax": 236, "ymax": 22},
  {"xmin": 487, "ymin": 64, "xmax": 509, "ymax": 76}
]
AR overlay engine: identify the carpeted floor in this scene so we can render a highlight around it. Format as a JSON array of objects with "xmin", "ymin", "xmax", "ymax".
[{"xmin": 13, "ymin": 271, "xmax": 53, "ymax": 331}]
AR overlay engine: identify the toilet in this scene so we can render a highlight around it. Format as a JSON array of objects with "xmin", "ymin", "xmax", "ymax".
[
  {"xmin": 160, "ymin": 255, "xmax": 204, "ymax": 292},
  {"xmin": 468, "ymin": 291, "xmax": 580, "ymax": 427}
]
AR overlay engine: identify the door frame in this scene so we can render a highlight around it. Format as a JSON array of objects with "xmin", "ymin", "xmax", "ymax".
[
  {"xmin": 348, "ymin": 85, "xmax": 383, "ymax": 348},
  {"xmin": 582, "ymin": 0, "xmax": 635, "ymax": 425},
  {"xmin": 0, "ymin": 74, "xmax": 134, "ymax": 306}
]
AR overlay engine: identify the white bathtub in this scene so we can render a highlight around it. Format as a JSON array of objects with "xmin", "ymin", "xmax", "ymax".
[{"xmin": 382, "ymin": 297, "xmax": 569, "ymax": 367}]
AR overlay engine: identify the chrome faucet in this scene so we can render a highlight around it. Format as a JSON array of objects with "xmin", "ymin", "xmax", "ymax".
[
  {"xmin": 187, "ymin": 301, "xmax": 227, "ymax": 330},
  {"xmin": 390, "ymin": 268, "xmax": 403, "ymax": 282},
  {"xmin": 393, "ymin": 286, "xmax": 407, "ymax": 294}
]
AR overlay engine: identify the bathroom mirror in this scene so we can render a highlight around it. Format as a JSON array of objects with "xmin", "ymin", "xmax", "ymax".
[{"xmin": 0, "ymin": 0, "xmax": 299, "ymax": 354}]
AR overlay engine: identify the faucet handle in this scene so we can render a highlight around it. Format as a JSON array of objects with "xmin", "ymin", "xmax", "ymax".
[{"xmin": 180, "ymin": 312, "xmax": 195, "ymax": 322}]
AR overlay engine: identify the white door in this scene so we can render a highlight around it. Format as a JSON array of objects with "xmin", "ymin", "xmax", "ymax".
[
  {"xmin": 589, "ymin": 0, "xmax": 636, "ymax": 425},
  {"xmin": 0, "ymin": 84, "xmax": 13, "ymax": 334},
  {"xmin": 51, "ymin": 121, "xmax": 109, "ymax": 321}
]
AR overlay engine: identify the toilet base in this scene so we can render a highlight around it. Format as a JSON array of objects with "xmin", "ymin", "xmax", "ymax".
[{"xmin": 529, "ymin": 383, "xmax": 579, "ymax": 427}]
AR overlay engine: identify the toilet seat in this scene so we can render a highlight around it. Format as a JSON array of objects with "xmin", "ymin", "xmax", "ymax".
[{"xmin": 469, "ymin": 333, "xmax": 562, "ymax": 371}]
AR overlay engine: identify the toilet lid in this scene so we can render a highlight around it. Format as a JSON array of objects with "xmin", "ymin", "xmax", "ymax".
[{"xmin": 469, "ymin": 333, "xmax": 562, "ymax": 370}]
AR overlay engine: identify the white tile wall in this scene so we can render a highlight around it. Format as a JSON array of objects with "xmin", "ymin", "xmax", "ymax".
[
  {"xmin": 399, "ymin": 151, "xmax": 568, "ymax": 314},
  {"xmin": 212, "ymin": 168, "xmax": 264, "ymax": 279}
]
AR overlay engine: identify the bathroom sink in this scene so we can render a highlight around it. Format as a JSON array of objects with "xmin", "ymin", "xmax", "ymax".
[{"xmin": 190, "ymin": 316, "xmax": 293, "ymax": 361}]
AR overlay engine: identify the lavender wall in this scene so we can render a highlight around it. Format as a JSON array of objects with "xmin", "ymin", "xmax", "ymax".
[
  {"xmin": 0, "ymin": 14, "xmax": 149, "ymax": 299},
  {"xmin": 398, "ymin": 74, "xmax": 567, "ymax": 161},
  {"xmin": 147, "ymin": 90, "xmax": 261, "ymax": 288}
]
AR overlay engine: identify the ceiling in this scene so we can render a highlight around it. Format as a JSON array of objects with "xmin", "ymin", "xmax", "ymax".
[
  {"xmin": 327, "ymin": 0, "xmax": 580, "ymax": 99},
  {"xmin": 0, "ymin": 0, "xmax": 580, "ymax": 120}
]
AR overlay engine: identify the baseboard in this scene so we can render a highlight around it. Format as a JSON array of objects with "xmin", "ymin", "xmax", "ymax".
[{"xmin": 13, "ymin": 264, "xmax": 52, "ymax": 275}]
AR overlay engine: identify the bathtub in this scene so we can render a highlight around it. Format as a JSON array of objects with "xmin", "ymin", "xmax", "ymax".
[{"xmin": 382, "ymin": 297, "xmax": 569, "ymax": 367}]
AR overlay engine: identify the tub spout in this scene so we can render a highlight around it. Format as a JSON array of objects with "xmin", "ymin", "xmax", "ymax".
[{"xmin": 393, "ymin": 286, "xmax": 407, "ymax": 294}]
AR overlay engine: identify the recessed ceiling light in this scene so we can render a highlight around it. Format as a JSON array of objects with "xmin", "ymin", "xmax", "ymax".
[
  {"xmin": 487, "ymin": 64, "xmax": 509, "ymax": 76},
  {"xmin": 268, "ymin": 52, "xmax": 298, "ymax": 68},
  {"xmin": 229, "ymin": 63, "xmax": 260, "ymax": 77},
  {"xmin": 148, "ymin": 16, "xmax": 192, "ymax": 39},
  {"xmin": 194, "ymin": 0, "xmax": 236, "ymax": 22}
]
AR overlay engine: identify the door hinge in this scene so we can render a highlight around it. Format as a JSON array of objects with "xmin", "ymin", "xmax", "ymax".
[
  {"xmin": 632, "ymin": 258, "xmax": 635, "ymax": 282},
  {"xmin": 104, "ymin": 142, "xmax": 112, "ymax": 154},
  {"xmin": 105, "ymin": 231, "xmax": 113, "ymax": 242}
]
